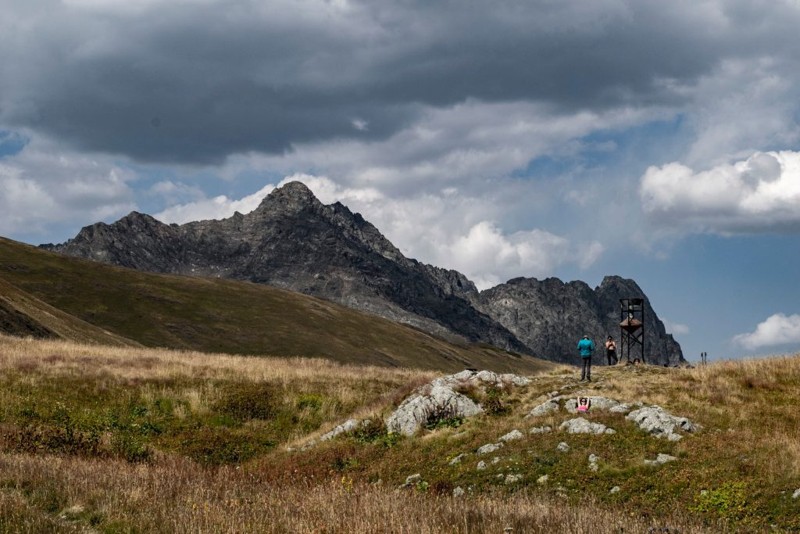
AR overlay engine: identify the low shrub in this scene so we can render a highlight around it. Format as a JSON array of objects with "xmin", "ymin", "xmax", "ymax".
[{"xmin": 213, "ymin": 382, "xmax": 279, "ymax": 422}]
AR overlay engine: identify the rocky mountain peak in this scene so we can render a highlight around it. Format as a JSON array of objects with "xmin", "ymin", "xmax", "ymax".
[{"xmin": 256, "ymin": 181, "xmax": 322, "ymax": 215}]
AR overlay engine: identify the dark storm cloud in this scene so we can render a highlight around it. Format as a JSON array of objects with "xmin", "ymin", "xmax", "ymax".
[{"xmin": 2, "ymin": 0, "xmax": 797, "ymax": 164}]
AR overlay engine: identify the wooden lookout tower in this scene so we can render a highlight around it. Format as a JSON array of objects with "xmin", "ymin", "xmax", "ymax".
[{"xmin": 619, "ymin": 298, "xmax": 645, "ymax": 363}]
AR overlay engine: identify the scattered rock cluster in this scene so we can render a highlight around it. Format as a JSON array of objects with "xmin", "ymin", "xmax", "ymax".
[
  {"xmin": 311, "ymin": 371, "xmax": 704, "ymax": 498},
  {"xmin": 385, "ymin": 370, "xmax": 530, "ymax": 436},
  {"xmin": 527, "ymin": 395, "xmax": 700, "ymax": 441}
]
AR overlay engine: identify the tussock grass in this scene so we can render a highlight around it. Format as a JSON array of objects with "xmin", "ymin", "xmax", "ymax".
[
  {"xmin": 1, "ymin": 335, "xmax": 799, "ymax": 532},
  {"xmin": 0, "ymin": 453, "xmax": 722, "ymax": 533}
]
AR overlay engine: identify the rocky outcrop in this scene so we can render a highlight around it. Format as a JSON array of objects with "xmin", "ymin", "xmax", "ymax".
[
  {"xmin": 626, "ymin": 405, "xmax": 700, "ymax": 441},
  {"xmin": 385, "ymin": 369, "xmax": 531, "ymax": 436},
  {"xmin": 44, "ymin": 181, "xmax": 684, "ymax": 365},
  {"xmin": 473, "ymin": 276, "xmax": 684, "ymax": 365}
]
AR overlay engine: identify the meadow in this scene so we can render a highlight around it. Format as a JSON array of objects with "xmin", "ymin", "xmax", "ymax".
[{"xmin": 1, "ymin": 334, "xmax": 799, "ymax": 533}]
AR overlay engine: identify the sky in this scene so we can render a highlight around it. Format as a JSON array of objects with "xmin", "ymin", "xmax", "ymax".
[{"xmin": 2, "ymin": 0, "xmax": 800, "ymax": 362}]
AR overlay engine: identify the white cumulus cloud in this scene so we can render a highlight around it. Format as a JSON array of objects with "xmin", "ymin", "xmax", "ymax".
[
  {"xmin": 640, "ymin": 151, "xmax": 800, "ymax": 234},
  {"xmin": 154, "ymin": 183, "xmax": 276, "ymax": 224},
  {"xmin": 151, "ymin": 175, "xmax": 604, "ymax": 289},
  {"xmin": 0, "ymin": 136, "xmax": 136, "ymax": 241},
  {"xmin": 733, "ymin": 313, "xmax": 800, "ymax": 350}
]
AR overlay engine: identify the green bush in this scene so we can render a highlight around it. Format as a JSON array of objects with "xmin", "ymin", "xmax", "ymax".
[
  {"xmin": 176, "ymin": 427, "xmax": 275, "ymax": 465},
  {"xmin": 112, "ymin": 431, "xmax": 152, "ymax": 463},
  {"xmin": 482, "ymin": 387, "xmax": 511, "ymax": 416},
  {"xmin": 424, "ymin": 404, "xmax": 464, "ymax": 430},
  {"xmin": 213, "ymin": 383, "xmax": 279, "ymax": 422},
  {"xmin": 691, "ymin": 481, "xmax": 750, "ymax": 522},
  {"xmin": 296, "ymin": 394, "xmax": 324, "ymax": 410}
]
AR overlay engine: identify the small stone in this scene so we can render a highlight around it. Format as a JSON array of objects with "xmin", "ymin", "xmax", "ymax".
[
  {"xmin": 404, "ymin": 473, "xmax": 422, "ymax": 486},
  {"xmin": 449, "ymin": 453, "xmax": 466, "ymax": 465},
  {"xmin": 527, "ymin": 399, "xmax": 560, "ymax": 417},
  {"xmin": 557, "ymin": 442, "xmax": 570, "ymax": 452},
  {"xmin": 453, "ymin": 486, "xmax": 465, "ymax": 497},
  {"xmin": 529, "ymin": 425, "xmax": 552, "ymax": 434},
  {"xmin": 610, "ymin": 486, "xmax": 621, "ymax": 494},
  {"xmin": 320, "ymin": 418, "xmax": 360, "ymax": 441},
  {"xmin": 477, "ymin": 461, "xmax": 487, "ymax": 471},
  {"xmin": 537, "ymin": 474, "xmax": 549, "ymax": 485},
  {"xmin": 588, "ymin": 454, "xmax": 599, "ymax": 471},
  {"xmin": 644, "ymin": 453, "xmax": 678, "ymax": 466},
  {"xmin": 477, "ymin": 442, "xmax": 503, "ymax": 455},
  {"xmin": 792, "ymin": 488, "xmax": 800, "ymax": 499},
  {"xmin": 499, "ymin": 429, "xmax": 524, "ymax": 442},
  {"xmin": 491, "ymin": 456, "xmax": 501, "ymax": 465}
]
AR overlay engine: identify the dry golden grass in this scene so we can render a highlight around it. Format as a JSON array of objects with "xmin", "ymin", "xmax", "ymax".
[
  {"xmin": 2, "ymin": 334, "xmax": 800, "ymax": 532},
  {"xmin": 0, "ymin": 333, "xmax": 436, "ymax": 392},
  {"xmin": 0, "ymin": 453, "xmax": 723, "ymax": 534}
]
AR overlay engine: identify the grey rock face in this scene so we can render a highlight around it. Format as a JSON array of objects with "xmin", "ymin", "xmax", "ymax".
[
  {"xmin": 559, "ymin": 417, "xmax": 615, "ymax": 435},
  {"xmin": 319, "ymin": 418, "xmax": 361, "ymax": 441},
  {"xmin": 499, "ymin": 429, "xmax": 524, "ymax": 442},
  {"xmin": 626, "ymin": 406, "xmax": 699, "ymax": 441},
  {"xmin": 385, "ymin": 384, "xmax": 482, "ymax": 436},
  {"xmin": 526, "ymin": 399, "xmax": 560, "ymax": 417},
  {"xmin": 45, "ymin": 181, "xmax": 684, "ymax": 364},
  {"xmin": 386, "ymin": 369, "xmax": 531, "ymax": 436},
  {"xmin": 477, "ymin": 442, "xmax": 503, "ymax": 455},
  {"xmin": 473, "ymin": 276, "xmax": 684, "ymax": 365}
]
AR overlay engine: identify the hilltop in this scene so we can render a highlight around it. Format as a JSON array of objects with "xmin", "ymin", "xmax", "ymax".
[{"xmin": 0, "ymin": 335, "xmax": 797, "ymax": 532}]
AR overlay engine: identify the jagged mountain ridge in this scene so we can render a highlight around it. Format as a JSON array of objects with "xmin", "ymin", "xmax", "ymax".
[
  {"xmin": 44, "ymin": 181, "xmax": 684, "ymax": 364},
  {"xmin": 473, "ymin": 276, "xmax": 683, "ymax": 366}
]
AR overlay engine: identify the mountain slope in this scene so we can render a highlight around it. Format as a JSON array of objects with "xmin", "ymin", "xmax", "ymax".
[
  {"xmin": 44, "ymin": 181, "xmax": 684, "ymax": 365},
  {"xmin": 0, "ymin": 237, "xmax": 548, "ymax": 373},
  {"xmin": 45, "ymin": 182, "xmax": 530, "ymax": 355},
  {"xmin": 0, "ymin": 277, "xmax": 140, "ymax": 347}
]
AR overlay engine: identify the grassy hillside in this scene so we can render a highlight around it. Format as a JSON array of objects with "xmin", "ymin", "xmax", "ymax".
[
  {"xmin": 0, "ymin": 237, "xmax": 549, "ymax": 374},
  {"xmin": 1, "ymin": 335, "xmax": 798, "ymax": 532},
  {"xmin": 0, "ymin": 277, "xmax": 140, "ymax": 347}
]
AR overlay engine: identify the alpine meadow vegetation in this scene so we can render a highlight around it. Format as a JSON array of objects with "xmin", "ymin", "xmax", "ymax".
[{"xmin": 1, "ymin": 334, "xmax": 799, "ymax": 532}]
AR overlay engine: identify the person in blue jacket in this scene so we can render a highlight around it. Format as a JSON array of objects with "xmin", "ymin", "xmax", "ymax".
[{"xmin": 577, "ymin": 334, "xmax": 595, "ymax": 382}]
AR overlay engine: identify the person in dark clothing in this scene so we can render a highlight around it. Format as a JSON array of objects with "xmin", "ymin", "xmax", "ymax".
[
  {"xmin": 577, "ymin": 334, "xmax": 595, "ymax": 381},
  {"xmin": 605, "ymin": 335, "xmax": 617, "ymax": 365}
]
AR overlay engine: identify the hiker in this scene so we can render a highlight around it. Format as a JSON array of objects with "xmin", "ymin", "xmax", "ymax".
[
  {"xmin": 577, "ymin": 397, "xmax": 591, "ymax": 412},
  {"xmin": 605, "ymin": 335, "xmax": 617, "ymax": 365},
  {"xmin": 577, "ymin": 334, "xmax": 595, "ymax": 382}
]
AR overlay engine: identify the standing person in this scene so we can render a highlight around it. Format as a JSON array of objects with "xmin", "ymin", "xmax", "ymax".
[
  {"xmin": 605, "ymin": 336, "xmax": 617, "ymax": 366},
  {"xmin": 577, "ymin": 334, "xmax": 595, "ymax": 382}
]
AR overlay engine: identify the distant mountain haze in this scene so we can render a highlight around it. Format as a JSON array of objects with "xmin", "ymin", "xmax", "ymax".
[{"xmin": 44, "ymin": 181, "xmax": 684, "ymax": 365}]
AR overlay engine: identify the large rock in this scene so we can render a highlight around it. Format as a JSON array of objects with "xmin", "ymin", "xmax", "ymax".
[
  {"xmin": 559, "ymin": 417, "xmax": 616, "ymax": 435},
  {"xmin": 385, "ymin": 370, "xmax": 530, "ymax": 436},
  {"xmin": 385, "ymin": 384, "xmax": 482, "ymax": 436},
  {"xmin": 626, "ymin": 406, "xmax": 699, "ymax": 441}
]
